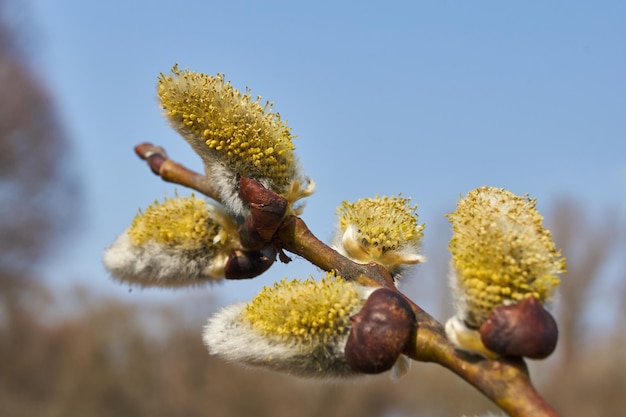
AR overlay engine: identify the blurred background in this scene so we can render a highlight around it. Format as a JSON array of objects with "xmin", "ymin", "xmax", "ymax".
[{"xmin": 1, "ymin": 1, "xmax": 625, "ymax": 416}]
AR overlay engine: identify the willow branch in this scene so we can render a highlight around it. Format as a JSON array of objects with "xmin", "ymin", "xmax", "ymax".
[
  {"xmin": 134, "ymin": 143, "xmax": 560, "ymax": 417},
  {"xmin": 277, "ymin": 215, "xmax": 560, "ymax": 417}
]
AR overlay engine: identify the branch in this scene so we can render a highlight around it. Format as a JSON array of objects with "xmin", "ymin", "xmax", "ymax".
[
  {"xmin": 134, "ymin": 143, "xmax": 560, "ymax": 417},
  {"xmin": 277, "ymin": 215, "xmax": 560, "ymax": 417},
  {"xmin": 409, "ymin": 307, "xmax": 559, "ymax": 417},
  {"xmin": 277, "ymin": 215, "xmax": 395, "ymax": 288}
]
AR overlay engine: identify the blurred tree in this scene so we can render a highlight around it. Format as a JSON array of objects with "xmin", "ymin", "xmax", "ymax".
[
  {"xmin": 540, "ymin": 200, "xmax": 625, "ymax": 417},
  {"xmin": 0, "ymin": 2, "xmax": 80, "ymax": 414},
  {"xmin": 548, "ymin": 200, "xmax": 619, "ymax": 364},
  {"xmin": 0, "ymin": 0, "xmax": 79, "ymax": 290}
]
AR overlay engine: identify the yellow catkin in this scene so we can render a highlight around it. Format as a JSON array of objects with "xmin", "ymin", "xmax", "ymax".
[
  {"xmin": 242, "ymin": 273, "xmax": 363, "ymax": 346},
  {"xmin": 338, "ymin": 195, "xmax": 424, "ymax": 253},
  {"xmin": 129, "ymin": 195, "xmax": 224, "ymax": 253},
  {"xmin": 157, "ymin": 65, "xmax": 297, "ymax": 194},
  {"xmin": 447, "ymin": 186, "xmax": 566, "ymax": 326}
]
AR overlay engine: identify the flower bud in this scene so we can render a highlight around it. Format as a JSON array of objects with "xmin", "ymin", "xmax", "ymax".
[
  {"xmin": 157, "ymin": 65, "xmax": 312, "ymax": 216},
  {"xmin": 333, "ymin": 195, "xmax": 425, "ymax": 280},
  {"xmin": 237, "ymin": 176, "xmax": 288, "ymax": 248},
  {"xmin": 224, "ymin": 247, "xmax": 276, "ymax": 280},
  {"xmin": 203, "ymin": 273, "xmax": 378, "ymax": 378},
  {"xmin": 103, "ymin": 195, "xmax": 239, "ymax": 287},
  {"xmin": 445, "ymin": 186, "xmax": 566, "ymax": 358},
  {"xmin": 344, "ymin": 288, "xmax": 415, "ymax": 374},
  {"xmin": 203, "ymin": 274, "xmax": 417, "ymax": 378}
]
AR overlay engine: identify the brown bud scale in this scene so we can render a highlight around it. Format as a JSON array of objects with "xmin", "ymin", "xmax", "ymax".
[
  {"xmin": 344, "ymin": 288, "xmax": 415, "ymax": 374},
  {"xmin": 224, "ymin": 248, "xmax": 276, "ymax": 280},
  {"xmin": 480, "ymin": 296, "xmax": 558, "ymax": 359},
  {"xmin": 239, "ymin": 177, "xmax": 288, "ymax": 243}
]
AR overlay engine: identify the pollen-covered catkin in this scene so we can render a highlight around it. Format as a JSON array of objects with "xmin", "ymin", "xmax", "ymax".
[
  {"xmin": 103, "ymin": 195, "xmax": 239, "ymax": 287},
  {"xmin": 445, "ymin": 186, "xmax": 566, "ymax": 358},
  {"xmin": 333, "ymin": 195, "xmax": 425, "ymax": 278},
  {"xmin": 203, "ymin": 273, "xmax": 376, "ymax": 378},
  {"xmin": 157, "ymin": 65, "xmax": 312, "ymax": 216}
]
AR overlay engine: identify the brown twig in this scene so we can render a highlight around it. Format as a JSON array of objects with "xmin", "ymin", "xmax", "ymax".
[
  {"xmin": 277, "ymin": 215, "xmax": 395, "ymax": 288},
  {"xmin": 134, "ymin": 143, "xmax": 220, "ymax": 200},
  {"xmin": 409, "ymin": 306, "xmax": 559, "ymax": 417}
]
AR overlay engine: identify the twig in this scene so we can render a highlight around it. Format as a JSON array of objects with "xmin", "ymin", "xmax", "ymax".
[
  {"xmin": 410, "ymin": 306, "xmax": 559, "ymax": 417},
  {"xmin": 134, "ymin": 143, "xmax": 220, "ymax": 200},
  {"xmin": 277, "ymin": 215, "xmax": 395, "ymax": 288}
]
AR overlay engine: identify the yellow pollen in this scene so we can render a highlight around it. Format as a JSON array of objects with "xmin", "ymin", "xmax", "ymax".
[
  {"xmin": 242, "ymin": 273, "xmax": 363, "ymax": 346},
  {"xmin": 338, "ymin": 195, "xmax": 424, "ymax": 253},
  {"xmin": 128, "ymin": 195, "xmax": 225, "ymax": 254}
]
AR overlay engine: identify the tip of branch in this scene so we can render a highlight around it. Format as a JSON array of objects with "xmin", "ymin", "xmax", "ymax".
[{"xmin": 134, "ymin": 143, "xmax": 169, "ymax": 175}]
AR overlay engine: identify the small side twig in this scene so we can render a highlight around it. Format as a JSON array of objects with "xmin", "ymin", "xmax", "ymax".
[{"xmin": 135, "ymin": 143, "xmax": 220, "ymax": 200}]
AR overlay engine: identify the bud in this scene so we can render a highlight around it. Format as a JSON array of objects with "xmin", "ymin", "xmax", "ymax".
[
  {"xmin": 103, "ymin": 195, "xmax": 239, "ymax": 287},
  {"xmin": 344, "ymin": 288, "xmax": 415, "ymax": 374},
  {"xmin": 333, "ymin": 195, "xmax": 426, "ymax": 280},
  {"xmin": 157, "ymin": 65, "xmax": 313, "ymax": 216},
  {"xmin": 237, "ymin": 176, "xmax": 288, "ymax": 248},
  {"xmin": 224, "ymin": 247, "xmax": 276, "ymax": 280},
  {"xmin": 444, "ymin": 186, "xmax": 566, "ymax": 358},
  {"xmin": 480, "ymin": 296, "xmax": 558, "ymax": 359},
  {"xmin": 203, "ymin": 273, "xmax": 382, "ymax": 378}
]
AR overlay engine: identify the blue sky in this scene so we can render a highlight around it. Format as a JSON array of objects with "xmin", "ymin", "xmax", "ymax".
[{"xmin": 27, "ymin": 1, "xmax": 626, "ymax": 310}]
